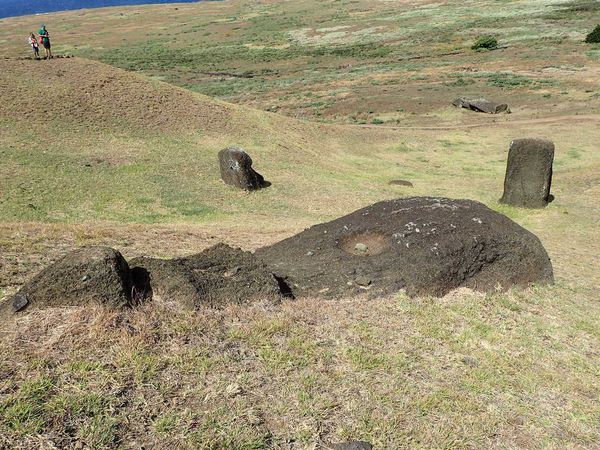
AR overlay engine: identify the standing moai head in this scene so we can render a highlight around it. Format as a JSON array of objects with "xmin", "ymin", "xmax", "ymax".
[
  {"xmin": 218, "ymin": 146, "xmax": 268, "ymax": 191},
  {"xmin": 500, "ymin": 138, "xmax": 554, "ymax": 208}
]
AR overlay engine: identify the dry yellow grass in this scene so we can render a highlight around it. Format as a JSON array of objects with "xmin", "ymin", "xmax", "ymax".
[{"xmin": 1, "ymin": 284, "xmax": 600, "ymax": 448}]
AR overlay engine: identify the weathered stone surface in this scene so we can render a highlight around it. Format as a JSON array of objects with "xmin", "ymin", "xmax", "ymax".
[
  {"xmin": 500, "ymin": 138, "xmax": 554, "ymax": 208},
  {"xmin": 452, "ymin": 97, "xmax": 509, "ymax": 114},
  {"xmin": 130, "ymin": 243, "xmax": 290, "ymax": 309},
  {"xmin": 129, "ymin": 257, "xmax": 200, "ymax": 309},
  {"xmin": 256, "ymin": 197, "xmax": 553, "ymax": 298},
  {"xmin": 12, "ymin": 293, "xmax": 29, "ymax": 311},
  {"xmin": 3, "ymin": 246, "xmax": 132, "ymax": 316},
  {"xmin": 218, "ymin": 146, "xmax": 268, "ymax": 190}
]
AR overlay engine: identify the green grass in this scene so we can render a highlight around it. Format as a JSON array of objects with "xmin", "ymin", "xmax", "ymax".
[
  {"xmin": 0, "ymin": 123, "xmax": 222, "ymax": 224},
  {"xmin": 447, "ymin": 71, "xmax": 557, "ymax": 89},
  {"xmin": 0, "ymin": 373, "xmax": 119, "ymax": 447}
]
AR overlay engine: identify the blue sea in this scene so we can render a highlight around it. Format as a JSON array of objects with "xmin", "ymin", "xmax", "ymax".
[{"xmin": 0, "ymin": 0, "xmax": 203, "ymax": 19}]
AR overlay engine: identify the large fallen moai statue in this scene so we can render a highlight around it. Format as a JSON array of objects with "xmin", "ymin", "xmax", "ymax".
[
  {"xmin": 2, "ymin": 198, "xmax": 555, "ymax": 319},
  {"xmin": 218, "ymin": 146, "xmax": 268, "ymax": 190},
  {"xmin": 500, "ymin": 138, "xmax": 554, "ymax": 208}
]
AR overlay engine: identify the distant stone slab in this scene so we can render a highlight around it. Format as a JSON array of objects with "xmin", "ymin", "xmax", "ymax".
[
  {"xmin": 388, "ymin": 179, "xmax": 413, "ymax": 187},
  {"xmin": 218, "ymin": 146, "xmax": 268, "ymax": 190},
  {"xmin": 452, "ymin": 97, "xmax": 509, "ymax": 114},
  {"xmin": 500, "ymin": 138, "xmax": 554, "ymax": 208},
  {"xmin": 256, "ymin": 197, "xmax": 554, "ymax": 298}
]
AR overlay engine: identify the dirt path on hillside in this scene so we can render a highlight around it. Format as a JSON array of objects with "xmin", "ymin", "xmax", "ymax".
[{"xmin": 354, "ymin": 114, "xmax": 600, "ymax": 131}]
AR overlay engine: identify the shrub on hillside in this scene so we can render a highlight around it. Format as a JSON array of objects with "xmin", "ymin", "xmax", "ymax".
[
  {"xmin": 585, "ymin": 25, "xmax": 600, "ymax": 43},
  {"xmin": 472, "ymin": 36, "xmax": 498, "ymax": 51}
]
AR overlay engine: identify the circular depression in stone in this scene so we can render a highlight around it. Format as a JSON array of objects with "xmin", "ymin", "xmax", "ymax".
[{"xmin": 339, "ymin": 232, "xmax": 389, "ymax": 256}]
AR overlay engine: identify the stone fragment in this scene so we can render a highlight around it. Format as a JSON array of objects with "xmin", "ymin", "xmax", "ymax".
[
  {"xmin": 12, "ymin": 293, "xmax": 29, "ymax": 311},
  {"xmin": 388, "ymin": 179, "xmax": 414, "ymax": 187},
  {"xmin": 3, "ymin": 247, "xmax": 132, "ymax": 317}
]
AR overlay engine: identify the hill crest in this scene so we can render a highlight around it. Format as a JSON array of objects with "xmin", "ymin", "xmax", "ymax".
[{"xmin": 1, "ymin": 57, "xmax": 258, "ymax": 136}]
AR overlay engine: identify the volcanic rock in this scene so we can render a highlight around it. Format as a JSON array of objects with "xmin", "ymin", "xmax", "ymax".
[
  {"xmin": 500, "ymin": 138, "xmax": 554, "ymax": 208},
  {"xmin": 130, "ymin": 243, "xmax": 290, "ymax": 308},
  {"xmin": 452, "ymin": 97, "xmax": 509, "ymax": 114},
  {"xmin": 12, "ymin": 293, "xmax": 29, "ymax": 312},
  {"xmin": 218, "ymin": 146, "xmax": 268, "ymax": 190},
  {"xmin": 256, "ymin": 197, "xmax": 553, "ymax": 298},
  {"xmin": 128, "ymin": 257, "xmax": 200, "ymax": 308},
  {"xmin": 3, "ymin": 246, "xmax": 132, "ymax": 315}
]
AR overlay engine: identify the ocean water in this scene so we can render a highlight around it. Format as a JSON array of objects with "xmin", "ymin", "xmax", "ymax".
[{"xmin": 0, "ymin": 0, "xmax": 202, "ymax": 19}]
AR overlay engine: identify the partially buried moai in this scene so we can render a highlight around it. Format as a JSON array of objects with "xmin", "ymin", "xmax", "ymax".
[
  {"xmin": 218, "ymin": 146, "xmax": 268, "ymax": 191},
  {"xmin": 500, "ymin": 138, "xmax": 554, "ymax": 208}
]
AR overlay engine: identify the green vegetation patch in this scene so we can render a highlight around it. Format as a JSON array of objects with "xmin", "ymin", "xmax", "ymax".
[
  {"xmin": 449, "ymin": 71, "xmax": 557, "ymax": 89},
  {"xmin": 471, "ymin": 35, "xmax": 498, "ymax": 51},
  {"xmin": 3, "ymin": 280, "xmax": 600, "ymax": 448},
  {"xmin": 98, "ymin": 40, "xmax": 393, "ymax": 73}
]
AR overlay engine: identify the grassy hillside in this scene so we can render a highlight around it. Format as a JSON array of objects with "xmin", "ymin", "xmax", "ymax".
[
  {"xmin": 0, "ymin": 57, "xmax": 383, "ymax": 225},
  {"xmin": 0, "ymin": 1, "xmax": 600, "ymax": 448},
  {"xmin": 1, "ymin": 0, "xmax": 599, "ymax": 124}
]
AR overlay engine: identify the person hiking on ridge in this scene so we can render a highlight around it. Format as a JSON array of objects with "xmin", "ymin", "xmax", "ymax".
[
  {"xmin": 38, "ymin": 25, "xmax": 52, "ymax": 59},
  {"xmin": 28, "ymin": 32, "xmax": 40, "ymax": 59}
]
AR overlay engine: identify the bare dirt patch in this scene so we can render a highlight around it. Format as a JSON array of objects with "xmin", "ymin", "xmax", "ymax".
[
  {"xmin": 0, "ymin": 58, "xmax": 235, "ymax": 135},
  {"xmin": 339, "ymin": 232, "xmax": 388, "ymax": 256}
]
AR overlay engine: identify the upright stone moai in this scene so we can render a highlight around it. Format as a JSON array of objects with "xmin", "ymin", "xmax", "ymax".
[
  {"xmin": 218, "ymin": 146, "xmax": 268, "ymax": 191},
  {"xmin": 500, "ymin": 138, "xmax": 554, "ymax": 208}
]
